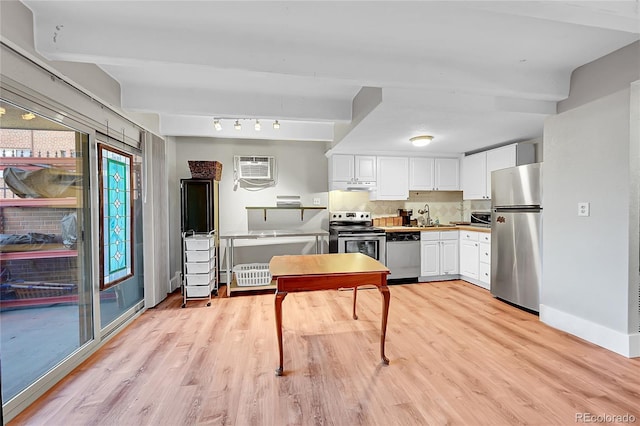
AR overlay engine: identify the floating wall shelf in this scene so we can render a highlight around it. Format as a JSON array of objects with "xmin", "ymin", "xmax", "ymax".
[{"xmin": 246, "ymin": 206, "xmax": 326, "ymax": 221}]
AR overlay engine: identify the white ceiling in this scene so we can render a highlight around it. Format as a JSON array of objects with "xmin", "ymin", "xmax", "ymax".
[{"xmin": 22, "ymin": 1, "xmax": 640, "ymax": 155}]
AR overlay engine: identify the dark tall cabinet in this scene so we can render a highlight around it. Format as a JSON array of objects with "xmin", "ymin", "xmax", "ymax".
[
  {"xmin": 180, "ymin": 178, "xmax": 220, "ymax": 289},
  {"xmin": 180, "ymin": 178, "xmax": 219, "ymax": 234}
]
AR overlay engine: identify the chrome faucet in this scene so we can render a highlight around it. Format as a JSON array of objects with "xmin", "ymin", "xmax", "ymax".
[{"xmin": 418, "ymin": 203, "xmax": 432, "ymax": 226}]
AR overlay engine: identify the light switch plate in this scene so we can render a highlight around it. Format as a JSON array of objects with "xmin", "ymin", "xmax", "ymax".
[{"xmin": 578, "ymin": 202, "xmax": 590, "ymax": 217}]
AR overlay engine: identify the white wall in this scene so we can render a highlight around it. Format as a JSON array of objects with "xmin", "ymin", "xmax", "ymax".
[
  {"xmin": 170, "ymin": 137, "xmax": 330, "ymax": 278},
  {"xmin": 542, "ymin": 87, "xmax": 639, "ymax": 356},
  {"xmin": 540, "ymin": 39, "xmax": 640, "ymax": 358}
]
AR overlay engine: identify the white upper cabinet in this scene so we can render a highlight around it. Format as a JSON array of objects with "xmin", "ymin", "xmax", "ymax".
[
  {"xmin": 355, "ymin": 155, "xmax": 376, "ymax": 182},
  {"xmin": 409, "ymin": 157, "xmax": 459, "ymax": 191},
  {"xmin": 371, "ymin": 156, "xmax": 409, "ymax": 200},
  {"xmin": 434, "ymin": 158, "xmax": 460, "ymax": 190},
  {"xmin": 329, "ymin": 155, "xmax": 376, "ymax": 190},
  {"xmin": 462, "ymin": 143, "xmax": 534, "ymax": 200},
  {"xmin": 485, "ymin": 144, "xmax": 516, "ymax": 198},
  {"xmin": 409, "ymin": 157, "xmax": 435, "ymax": 190},
  {"xmin": 462, "ymin": 152, "xmax": 488, "ymax": 199},
  {"xmin": 330, "ymin": 154, "xmax": 355, "ymax": 182}
]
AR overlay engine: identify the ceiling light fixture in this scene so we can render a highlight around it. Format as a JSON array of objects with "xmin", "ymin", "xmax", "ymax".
[
  {"xmin": 234, "ymin": 120, "xmax": 241, "ymax": 130},
  {"xmin": 410, "ymin": 135, "xmax": 433, "ymax": 147},
  {"xmin": 273, "ymin": 120, "xmax": 280, "ymax": 130},
  {"xmin": 21, "ymin": 112, "xmax": 36, "ymax": 120},
  {"xmin": 254, "ymin": 120, "xmax": 261, "ymax": 131},
  {"xmin": 0, "ymin": 107, "xmax": 6, "ymax": 116},
  {"xmin": 214, "ymin": 119, "xmax": 222, "ymax": 131}
]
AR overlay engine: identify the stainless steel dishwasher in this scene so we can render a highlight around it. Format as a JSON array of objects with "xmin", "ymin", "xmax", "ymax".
[{"xmin": 386, "ymin": 231, "xmax": 421, "ymax": 281}]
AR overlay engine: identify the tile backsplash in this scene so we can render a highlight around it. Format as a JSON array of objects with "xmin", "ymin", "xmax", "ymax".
[{"xmin": 329, "ymin": 191, "xmax": 491, "ymax": 224}]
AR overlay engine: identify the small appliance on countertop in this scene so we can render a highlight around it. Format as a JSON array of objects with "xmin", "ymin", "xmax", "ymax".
[
  {"xmin": 470, "ymin": 211, "xmax": 491, "ymax": 228},
  {"xmin": 397, "ymin": 209, "xmax": 413, "ymax": 226}
]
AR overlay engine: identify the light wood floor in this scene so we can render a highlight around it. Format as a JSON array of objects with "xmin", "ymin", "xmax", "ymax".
[{"xmin": 10, "ymin": 281, "xmax": 640, "ymax": 425}]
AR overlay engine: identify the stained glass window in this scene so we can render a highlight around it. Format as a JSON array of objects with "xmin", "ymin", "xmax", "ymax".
[{"xmin": 99, "ymin": 144, "xmax": 133, "ymax": 289}]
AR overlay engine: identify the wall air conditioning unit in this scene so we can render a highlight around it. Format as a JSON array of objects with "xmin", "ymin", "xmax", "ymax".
[{"xmin": 234, "ymin": 156, "xmax": 274, "ymax": 180}]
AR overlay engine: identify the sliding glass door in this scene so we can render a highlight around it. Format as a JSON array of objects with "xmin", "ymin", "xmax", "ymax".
[{"xmin": 0, "ymin": 100, "xmax": 93, "ymax": 402}]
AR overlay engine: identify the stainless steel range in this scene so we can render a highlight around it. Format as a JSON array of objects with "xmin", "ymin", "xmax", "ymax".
[{"xmin": 329, "ymin": 211, "xmax": 386, "ymax": 265}]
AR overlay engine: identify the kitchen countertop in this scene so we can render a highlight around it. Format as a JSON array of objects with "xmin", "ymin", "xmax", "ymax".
[{"xmin": 381, "ymin": 225, "xmax": 491, "ymax": 233}]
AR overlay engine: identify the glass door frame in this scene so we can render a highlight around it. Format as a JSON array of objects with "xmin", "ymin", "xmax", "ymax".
[{"xmin": 0, "ymin": 81, "xmax": 144, "ymax": 422}]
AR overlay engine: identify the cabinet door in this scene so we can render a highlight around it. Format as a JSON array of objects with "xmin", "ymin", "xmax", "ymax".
[
  {"xmin": 409, "ymin": 157, "xmax": 435, "ymax": 190},
  {"xmin": 485, "ymin": 144, "xmax": 516, "ymax": 196},
  {"xmin": 421, "ymin": 241, "xmax": 440, "ymax": 276},
  {"xmin": 440, "ymin": 239, "xmax": 459, "ymax": 275},
  {"xmin": 459, "ymin": 240, "xmax": 479, "ymax": 279},
  {"xmin": 331, "ymin": 155, "xmax": 355, "ymax": 181},
  {"xmin": 434, "ymin": 158, "xmax": 460, "ymax": 190},
  {"xmin": 355, "ymin": 155, "xmax": 376, "ymax": 181},
  {"xmin": 462, "ymin": 152, "xmax": 487, "ymax": 200},
  {"xmin": 373, "ymin": 157, "xmax": 409, "ymax": 200},
  {"xmin": 181, "ymin": 179, "xmax": 213, "ymax": 233}
]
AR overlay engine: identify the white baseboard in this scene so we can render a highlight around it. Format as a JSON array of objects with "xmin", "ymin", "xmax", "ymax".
[
  {"xmin": 540, "ymin": 304, "xmax": 639, "ymax": 358},
  {"xmin": 169, "ymin": 271, "xmax": 181, "ymax": 292}
]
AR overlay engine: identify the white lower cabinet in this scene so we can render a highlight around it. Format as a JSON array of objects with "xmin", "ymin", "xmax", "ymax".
[
  {"xmin": 459, "ymin": 232, "xmax": 479, "ymax": 279},
  {"xmin": 418, "ymin": 228, "xmax": 491, "ymax": 287},
  {"xmin": 478, "ymin": 241, "xmax": 491, "ymax": 288},
  {"xmin": 459, "ymin": 230, "xmax": 491, "ymax": 289},
  {"xmin": 420, "ymin": 231, "xmax": 458, "ymax": 279}
]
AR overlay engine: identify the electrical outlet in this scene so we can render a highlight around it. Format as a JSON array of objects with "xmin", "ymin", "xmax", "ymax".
[
  {"xmin": 313, "ymin": 198, "xmax": 321, "ymax": 206},
  {"xmin": 578, "ymin": 202, "xmax": 590, "ymax": 217}
]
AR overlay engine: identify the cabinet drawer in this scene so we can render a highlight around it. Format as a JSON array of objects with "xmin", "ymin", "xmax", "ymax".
[
  {"xmin": 185, "ymin": 262, "xmax": 210, "ymax": 274},
  {"xmin": 479, "ymin": 262, "xmax": 491, "ymax": 284},
  {"xmin": 479, "ymin": 233, "xmax": 491, "ymax": 243},
  {"xmin": 460, "ymin": 231, "xmax": 479, "ymax": 242},
  {"xmin": 185, "ymin": 285, "xmax": 211, "ymax": 298},
  {"xmin": 479, "ymin": 242, "xmax": 491, "ymax": 264},
  {"xmin": 185, "ymin": 273, "xmax": 211, "ymax": 286},
  {"xmin": 185, "ymin": 248, "xmax": 213, "ymax": 262},
  {"xmin": 420, "ymin": 232, "xmax": 440, "ymax": 241},
  {"xmin": 184, "ymin": 236, "xmax": 213, "ymax": 251},
  {"xmin": 439, "ymin": 231, "xmax": 459, "ymax": 240}
]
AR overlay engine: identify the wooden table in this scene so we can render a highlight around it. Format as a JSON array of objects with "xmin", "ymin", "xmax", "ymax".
[{"xmin": 269, "ymin": 253, "xmax": 391, "ymax": 376}]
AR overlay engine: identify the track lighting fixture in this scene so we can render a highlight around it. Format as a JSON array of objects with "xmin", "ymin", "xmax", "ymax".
[{"xmin": 212, "ymin": 118, "xmax": 281, "ymax": 132}]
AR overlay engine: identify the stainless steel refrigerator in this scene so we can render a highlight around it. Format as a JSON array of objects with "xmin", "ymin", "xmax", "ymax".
[{"xmin": 490, "ymin": 163, "xmax": 542, "ymax": 312}]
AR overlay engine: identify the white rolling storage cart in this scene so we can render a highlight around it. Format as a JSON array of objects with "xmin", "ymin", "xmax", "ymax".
[{"xmin": 182, "ymin": 230, "xmax": 217, "ymax": 308}]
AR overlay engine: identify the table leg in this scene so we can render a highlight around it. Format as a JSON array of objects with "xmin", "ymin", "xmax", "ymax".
[
  {"xmin": 352, "ymin": 286, "xmax": 358, "ymax": 320},
  {"xmin": 378, "ymin": 284, "xmax": 390, "ymax": 365},
  {"xmin": 275, "ymin": 290, "xmax": 288, "ymax": 376}
]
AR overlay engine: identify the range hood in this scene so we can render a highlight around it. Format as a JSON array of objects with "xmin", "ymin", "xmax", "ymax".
[{"xmin": 331, "ymin": 181, "xmax": 376, "ymax": 191}]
